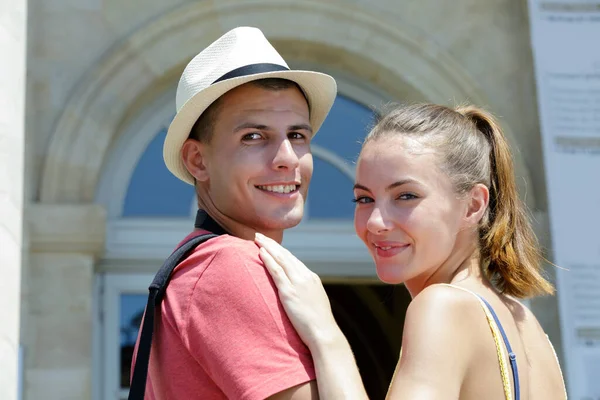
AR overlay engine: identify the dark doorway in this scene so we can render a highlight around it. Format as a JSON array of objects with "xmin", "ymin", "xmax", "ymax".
[{"xmin": 324, "ymin": 283, "xmax": 412, "ymax": 400}]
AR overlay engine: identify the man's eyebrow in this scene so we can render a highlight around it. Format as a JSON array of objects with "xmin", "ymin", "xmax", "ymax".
[
  {"xmin": 233, "ymin": 123, "xmax": 269, "ymax": 133},
  {"xmin": 289, "ymin": 124, "xmax": 313, "ymax": 134},
  {"xmin": 232, "ymin": 123, "xmax": 313, "ymax": 134}
]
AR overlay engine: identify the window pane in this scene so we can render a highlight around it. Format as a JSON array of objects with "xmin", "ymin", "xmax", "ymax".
[
  {"xmin": 312, "ymin": 95, "xmax": 375, "ymax": 163},
  {"xmin": 120, "ymin": 294, "xmax": 147, "ymax": 389},
  {"xmin": 123, "ymin": 128, "xmax": 195, "ymax": 217},
  {"xmin": 307, "ymin": 157, "xmax": 354, "ymax": 220}
]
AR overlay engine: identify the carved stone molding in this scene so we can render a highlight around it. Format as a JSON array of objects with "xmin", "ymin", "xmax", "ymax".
[{"xmin": 27, "ymin": 204, "xmax": 106, "ymax": 257}]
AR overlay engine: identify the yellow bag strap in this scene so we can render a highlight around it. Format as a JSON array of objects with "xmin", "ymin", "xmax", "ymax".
[{"xmin": 438, "ymin": 284, "xmax": 513, "ymax": 400}]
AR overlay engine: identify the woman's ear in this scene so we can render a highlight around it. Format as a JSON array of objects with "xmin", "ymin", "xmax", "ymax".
[
  {"xmin": 465, "ymin": 183, "xmax": 489, "ymax": 226},
  {"xmin": 181, "ymin": 139, "xmax": 210, "ymax": 182}
]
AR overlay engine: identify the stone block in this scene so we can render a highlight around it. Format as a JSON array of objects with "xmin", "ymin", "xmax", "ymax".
[
  {"xmin": 26, "ymin": 368, "xmax": 91, "ymax": 400},
  {"xmin": 27, "ymin": 204, "xmax": 106, "ymax": 256}
]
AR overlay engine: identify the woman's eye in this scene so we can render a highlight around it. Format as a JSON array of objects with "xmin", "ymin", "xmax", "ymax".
[
  {"xmin": 242, "ymin": 132, "xmax": 262, "ymax": 141},
  {"xmin": 398, "ymin": 193, "xmax": 418, "ymax": 200},
  {"xmin": 352, "ymin": 196, "xmax": 373, "ymax": 204}
]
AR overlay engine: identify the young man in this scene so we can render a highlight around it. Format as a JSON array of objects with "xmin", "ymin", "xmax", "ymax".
[{"xmin": 131, "ymin": 27, "xmax": 337, "ymax": 399}]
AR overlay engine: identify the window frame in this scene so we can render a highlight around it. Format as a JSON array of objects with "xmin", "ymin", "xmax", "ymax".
[{"xmin": 99, "ymin": 272, "xmax": 155, "ymax": 400}]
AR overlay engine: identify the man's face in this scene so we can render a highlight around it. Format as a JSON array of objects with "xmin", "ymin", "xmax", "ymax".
[{"xmin": 193, "ymin": 83, "xmax": 312, "ymax": 234}]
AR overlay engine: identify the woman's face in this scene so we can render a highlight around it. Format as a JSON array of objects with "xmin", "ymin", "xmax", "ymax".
[{"xmin": 353, "ymin": 136, "xmax": 471, "ymax": 285}]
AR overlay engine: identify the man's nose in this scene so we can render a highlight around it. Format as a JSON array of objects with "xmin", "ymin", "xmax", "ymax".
[{"xmin": 272, "ymin": 139, "xmax": 300, "ymax": 170}]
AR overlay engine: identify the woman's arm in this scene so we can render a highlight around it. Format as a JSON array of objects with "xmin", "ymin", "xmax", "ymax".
[
  {"xmin": 309, "ymin": 329, "xmax": 369, "ymax": 400},
  {"xmin": 255, "ymin": 233, "xmax": 369, "ymax": 400}
]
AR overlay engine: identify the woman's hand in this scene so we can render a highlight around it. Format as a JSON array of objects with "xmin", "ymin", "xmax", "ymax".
[
  {"xmin": 255, "ymin": 233, "xmax": 342, "ymax": 350},
  {"xmin": 255, "ymin": 233, "xmax": 370, "ymax": 400}
]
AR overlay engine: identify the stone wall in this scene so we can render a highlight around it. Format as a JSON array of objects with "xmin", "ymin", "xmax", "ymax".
[{"xmin": 22, "ymin": 205, "xmax": 105, "ymax": 400}]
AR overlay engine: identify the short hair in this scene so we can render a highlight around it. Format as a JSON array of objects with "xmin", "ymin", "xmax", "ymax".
[{"xmin": 188, "ymin": 78, "xmax": 306, "ymax": 143}]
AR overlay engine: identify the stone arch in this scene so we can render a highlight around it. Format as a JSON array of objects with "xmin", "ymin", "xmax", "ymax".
[{"xmin": 40, "ymin": 0, "xmax": 534, "ymax": 207}]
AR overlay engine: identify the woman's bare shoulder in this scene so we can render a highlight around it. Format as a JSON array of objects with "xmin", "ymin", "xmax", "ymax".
[
  {"xmin": 407, "ymin": 283, "xmax": 487, "ymax": 321},
  {"xmin": 402, "ymin": 284, "xmax": 494, "ymax": 358},
  {"xmin": 389, "ymin": 284, "xmax": 493, "ymax": 399}
]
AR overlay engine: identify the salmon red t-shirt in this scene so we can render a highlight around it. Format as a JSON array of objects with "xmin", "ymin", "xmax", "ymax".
[{"xmin": 132, "ymin": 231, "xmax": 316, "ymax": 399}]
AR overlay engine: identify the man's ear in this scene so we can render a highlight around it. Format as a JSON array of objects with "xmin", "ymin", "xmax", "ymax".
[
  {"xmin": 181, "ymin": 139, "xmax": 210, "ymax": 182},
  {"xmin": 465, "ymin": 183, "xmax": 489, "ymax": 226}
]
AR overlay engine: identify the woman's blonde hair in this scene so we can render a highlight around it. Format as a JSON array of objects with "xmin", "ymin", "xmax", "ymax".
[{"xmin": 364, "ymin": 103, "xmax": 554, "ymax": 298}]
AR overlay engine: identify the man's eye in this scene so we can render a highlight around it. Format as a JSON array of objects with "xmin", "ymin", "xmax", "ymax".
[
  {"xmin": 288, "ymin": 132, "xmax": 306, "ymax": 140},
  {"xmin": 242, "ymin": 133, "xmax": 262, "ymax": 141}
]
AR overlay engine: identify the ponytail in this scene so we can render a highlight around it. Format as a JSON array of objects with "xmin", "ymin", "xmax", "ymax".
[{"xmin": 457, "ymin": 106, "xmax": 554, "ymax": 298}]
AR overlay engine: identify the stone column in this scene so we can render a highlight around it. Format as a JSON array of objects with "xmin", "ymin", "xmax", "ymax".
[
  {"xmin": 23, "ymin": 204, "xmax": 105, "ymax": 400},
  {"xmin": 0, "ymin": 0, "xmax": 27, "ymax": 399}
]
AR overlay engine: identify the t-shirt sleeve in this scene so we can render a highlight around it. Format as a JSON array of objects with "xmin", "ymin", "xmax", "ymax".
[{"xmin": 181, "ymin": 244, "xmax": 316, "ymax": 400}]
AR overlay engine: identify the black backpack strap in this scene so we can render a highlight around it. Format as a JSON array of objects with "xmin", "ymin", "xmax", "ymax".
[{"xmin": 128, "ymin": 210, "xmax": 226, "ymax": 400}]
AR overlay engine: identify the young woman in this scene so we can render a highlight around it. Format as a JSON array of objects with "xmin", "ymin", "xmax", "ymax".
[{"xmin": 255, "ymin": 104, "xmax": 567, "ymax": 400}]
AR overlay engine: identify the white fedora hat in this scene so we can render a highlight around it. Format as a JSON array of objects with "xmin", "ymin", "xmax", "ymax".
[{"xmin": 163, "ymin": 26, "xmax": 338, "ymax": 185}]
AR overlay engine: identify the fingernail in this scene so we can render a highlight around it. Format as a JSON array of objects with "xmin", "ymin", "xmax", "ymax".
[{"xmin": 255, "ymin": 232, "xmax": 263, "ymax": 240}]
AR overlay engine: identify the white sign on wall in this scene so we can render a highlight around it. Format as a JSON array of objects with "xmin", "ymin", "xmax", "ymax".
[{"xmin": 527, "ymin": 1, "xmax": 600, "ymax": 398}]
